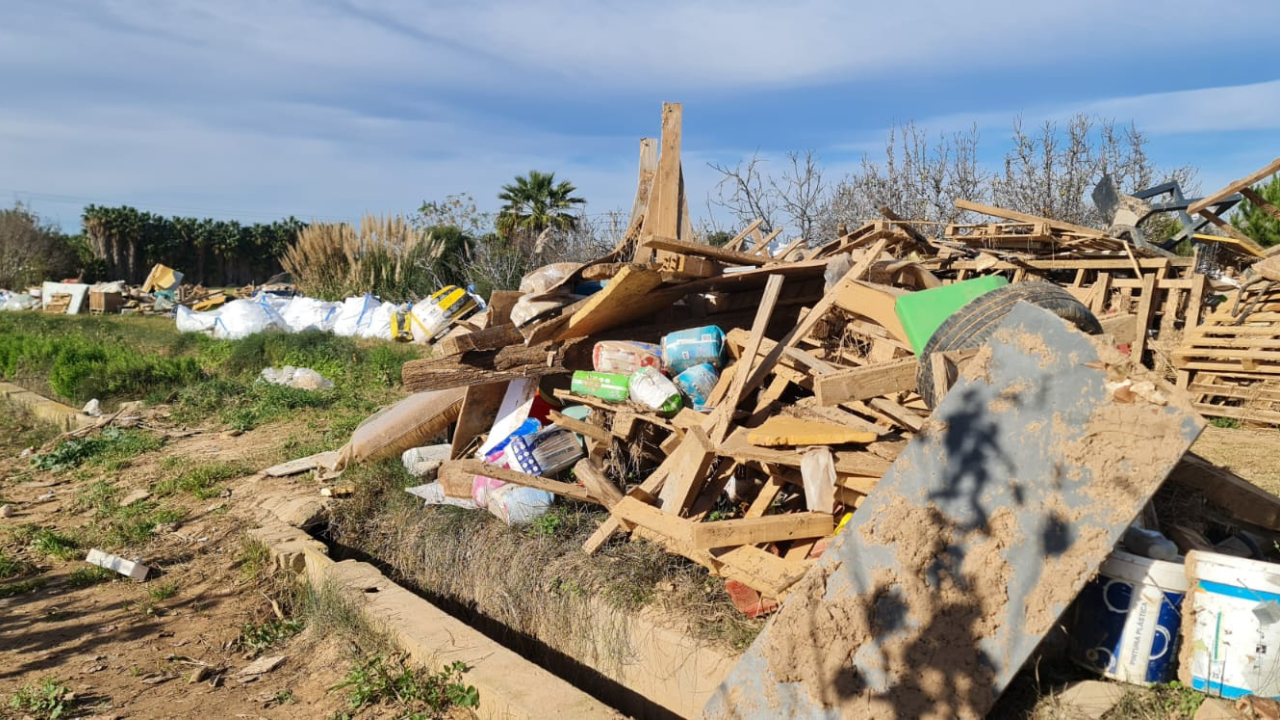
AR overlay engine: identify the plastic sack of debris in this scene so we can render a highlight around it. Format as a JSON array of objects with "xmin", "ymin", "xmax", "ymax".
[
  {"xmin": 518, "ymin": 262, "xmax": 580, "ymax": 295},
  {"xmin": 406, "ymin": 481, "xmax": 481, "ymax": 509},
  {"xmin": 278, "ymin": 296, "xmax": 340, "ymax": 333},
  {"xmin": 401, "ymin": 444, "xmax": 452, "ymax": 478},
  {"xmin": 358, "ymin": 300, "xmax": 396, "ymax": 339},
  {"xmin": 486, "ymin": 483, "xmax": 553, "ymax": 525},
  {"xmin": 212, "ymin": 299, "xmax": 286, "ymax": 339},
  {"xmin": 510, "ymin": 291, "xmax": 584, "ymax": 328},
  {"xmin": 331, "ymin": 294, "xmax": 382, "ymax": 337},
  {"xmin": 661, "ymin": 325, "xmax": 726, "ymax": 375},
  {"xmin": 673, "ymin": 362, "xmax": 720, "ymax": 411},
  {"xmin": 336, "ymin": 387, "xmax": 467, "ymax": 470},
  {"xmin": 260, "ymin": 366, "xmax": 334, "ymax": 390},
  {"xmin": 0, "ymin": 292, "xmax": 38, "ymax": 311},
  {"xmin": 175, "ymin": 305, "xmax": 219, "ymax": 333},
  {"xmin": 593, "ymin": 341, "xmax": 663, "ymax": 375}
]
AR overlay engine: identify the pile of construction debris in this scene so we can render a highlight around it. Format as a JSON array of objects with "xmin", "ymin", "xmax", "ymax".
[{"xmin": 320, "ymin": 106, "xmax": 1280, "ymax": 716}]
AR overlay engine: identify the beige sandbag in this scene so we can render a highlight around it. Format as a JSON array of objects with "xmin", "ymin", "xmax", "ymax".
[{"xmin": 336, "ymin": 387, "xmax": 466, "ymax": 470}]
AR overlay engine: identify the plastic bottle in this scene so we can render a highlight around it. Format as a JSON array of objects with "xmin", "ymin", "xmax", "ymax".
[{"xmin": 628, "ymin": 367, "xmax": 683, "ymax": 415}]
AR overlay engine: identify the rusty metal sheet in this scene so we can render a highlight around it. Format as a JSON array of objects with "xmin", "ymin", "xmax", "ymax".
[{"xmin": 703, "ymin": 302, "xmax": 1204, "ymax": 719}]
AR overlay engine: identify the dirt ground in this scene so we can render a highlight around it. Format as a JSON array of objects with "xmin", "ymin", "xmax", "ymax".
[
  {"xmin": 2, "ymin": 403, "xmax": 1280, "ymax": 718},
  {"xmin": 0, "ymin": 422, "xmax": 362, "ymax": 720}
]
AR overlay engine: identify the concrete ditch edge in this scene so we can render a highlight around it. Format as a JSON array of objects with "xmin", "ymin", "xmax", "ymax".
[{"xmin": 247, "ymin": 518, "xmax": 621, "ymax": 719}]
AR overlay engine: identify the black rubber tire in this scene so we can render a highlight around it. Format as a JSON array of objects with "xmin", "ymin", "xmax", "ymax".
[{"xmin": 916, "ymin": 281, "xmax": 1103, "ymax": 408}]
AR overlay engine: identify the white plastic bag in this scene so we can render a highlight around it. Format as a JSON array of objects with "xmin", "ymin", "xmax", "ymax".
[
  {"xmin": 800, "ymin": 446, "xmax": 836, "ymax": 513},
  {"xmin": 175, "ymin": 305, "xmax": 220, "ymax": 333},
  {"xmin": 278, "ymin": 297, "xmax": 340, "ymax": 333},
  {"xmin": 259, "ymin": 366, "xmax": 334, "ymax": 390},
  {"xmin": 211, "ymin": 299, "xmax": 285, "ymax": 339},
  {"xmin": 331, "ymin": 294, "xmax": 381, "ymax": 337},
  {"xmin": 357, "ymin": 301, "xmax": 396, "ymax": 339}
]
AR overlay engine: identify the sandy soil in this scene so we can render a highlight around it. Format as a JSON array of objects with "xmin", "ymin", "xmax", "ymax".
[{"xmin": 0, "ymin": 424, "xmax": 355, "ymax": 720}]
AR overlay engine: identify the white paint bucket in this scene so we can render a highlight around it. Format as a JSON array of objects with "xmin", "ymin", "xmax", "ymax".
[
  {"xmin": 1183, "ymin": 550, "xmax": 1280, "ymax": 699},
  {"xmin": 1068, "ymin": 549, "xmax": 1187, "ymax": 684}
]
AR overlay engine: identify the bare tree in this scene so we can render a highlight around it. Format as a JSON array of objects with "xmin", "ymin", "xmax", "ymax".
[
  {"xmin": 992, "ymin": 115, "xmax": 1198, "ymax": 227},
  {"xmin": 709, "ymin": 150, "xmax": 830, "ymax": 246},
  {"xmin": 709, "ymin": 152, "xmax": 780, "ymax": 234},
  {"xmin": 820, "ymin": 123, "xmax": 988, "ymax": 239}
]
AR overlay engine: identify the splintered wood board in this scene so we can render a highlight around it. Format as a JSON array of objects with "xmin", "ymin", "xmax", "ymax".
[
  {"xmin": 705, "ymin": 302, "xmax": 1204, "ymax": 720},
  {"xmin": 555, "ymin": 265, "xmax": 665, "ymax": 341},
  {"xmin": 745, "ymin": 416, "xmax": 877, "ymax": 447},
  {"xmin": 719, "ymin": 426, "xmax": 889, "ymax": 478}
]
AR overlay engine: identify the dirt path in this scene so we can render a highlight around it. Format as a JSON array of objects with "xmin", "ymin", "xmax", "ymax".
[{"xmin": 0, "ymin": 424, "xmax": 356, "ymax": 720}]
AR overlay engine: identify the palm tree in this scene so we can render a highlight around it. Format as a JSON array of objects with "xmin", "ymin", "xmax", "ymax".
[{"xmin": 496, "ymin": 170, "xmax": 586, "ymax": 251}]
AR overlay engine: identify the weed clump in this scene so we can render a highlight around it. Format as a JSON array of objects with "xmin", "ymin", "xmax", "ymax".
[
  {"xmin": 33, "ymin": 428, "xmax": 164, "ymax": 472},
  {"xmin": 331, "ymin": 655, "xmax": 478, "ymax": 719},
  {"xmin": 8, "ymin": 677, "xmax": 73, "ymax": 719}
]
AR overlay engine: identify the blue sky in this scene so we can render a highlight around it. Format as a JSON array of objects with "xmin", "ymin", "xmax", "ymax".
[{"xmin": 3, "ymin": 0, "xmax": 1279, "ymax": 233}]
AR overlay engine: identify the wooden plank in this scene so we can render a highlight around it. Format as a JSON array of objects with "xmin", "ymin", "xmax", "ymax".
[
  {"xmin": 738, "ymin": 240, "xmax": 889, "ymax": 407},
  {"xmin": 583, "ymin": 462, "xmax": 670, "ymax": 555},
  {"xmin": 1241, "ymin": 187, "xmax": 1280, "ymax": 223},
  {"xmin": 744, "ymin": 473, "xmax": 788, "ymax": 519},
  {"xmin": 264, "ymin": 450, "xmax": 341, "ymax": 477},
  {"xmin": 1188, "ymin": 382, "xmax": 1280, "ymax": 403},
  {"xmin": 1188, "ymin": 157, "xmax": 1280, "ymax": 214},
  {"xmin": 1196, "ymin": 207, "xmax": 1266, "ymax": 255},
  {"xmin": 438, "ymin": 323, "xmax": 524, "ymax": 356},
  {"xmin": 707, "ymin": 274, "xmax": 785, "ymax": 444},
  {"xmin": 556, "ymin": 265, "xmax": 665, "ymax": 341},
  {"xmin": 641, "ymin": 102, "xmax": 683, "ymax": 241},
  {"xmin": 690, "ymin": 513, "xmax": 834, "ymax": 549},
  {"xmin": 955, "ymin": 199, "xmax": 1105, "ymax": 238},
  {"xmin": 1131, "ymin": 273, "xmax": 1157, "ymax": 362},
  {"xmin": 878, "ymin": 206, "xmax": 934, "ymax": 254},
  {"xmin": 724, "ymin": 218, "xmax": 764, "ymax": 252},
  {"xmin": 444, "ymin": 460, "xmax": 597, "ymax": 504},
  {"xmin": 610, "ymin": 496, "xmax": 693, "ymax": 543},
  {"xmin": 574, "ymin": 459, "xmax": 623, "ymax": 509},
  {"xmin": 639, "ymin": 235, "xmax": 772, "ymax": 267},
  {"xmin": 719, "ymin": 427, "xmax": 890, "ymax": 477},
  {"xmin": 814, "ymin": 357, "xmax": 917, "ymax": 406},
  {"xmin": 547, "ymin": 410, "xmax": 611, "ymax": 444},
  {"xmin": 1192, "ymin": 403, "xmax": 1280, "ymax": 423},
  {"xmin": 655, "ymin": 427, "xmax": 718, "ymax": 516},
  {"xmin": 1168, "ymin": 452, "xmax": 1280, "ymax": 531},
  {"xmin": 831, "ymin": 280, "xmax": 910, "ymax": 344},
  {"xmin": 623, "ymin": 137, "xmax": 658, "ymax": 238},
  {"xmin": 867, "ymin": 396, "xmax": 925, "ymax": 432},
  {"xmin": 451, "ymin": 381, "xmax": 509, "ymax": 460},
  {"xmin": 745, "ymin": 416, "xmax": 877, "ymax": 447},
  {"xmin": 1098, "ymin": 313, "xmax": 1138, "ymax": 345},
  {"xmin": 708, "ymin": 545, "xmax": 810, "ymax": 599},
  {"xmin": 1187, "ymin": 271, "xmax": 1208, "ymax": 329}
]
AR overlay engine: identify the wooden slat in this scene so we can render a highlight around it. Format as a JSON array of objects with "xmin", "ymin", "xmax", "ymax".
[
  {"xmin": 814, "ymin": 357, "xmax": 917, "ymax": 406},
  {"xmin": 1188, "ymin": 157, "xmax": 1280, "ymax": 214},
  {"xmin": 443, "ymin": 460, "xmax": 597, "ymax": 504},
  {"xmin": 708, "ymin": 274, "xmax": 785, "ymax": 444},
  {"xmin": 724, "ymin": 218, "xmax": 764, "ymax": 251},
  {"xmin": 639, "ymin": 235, "xmax": 772, "ymax": 267},
  {"xmin": 1132, "ymin": 273, "xmax": 1157, "ymax": 361},
  {"xmin": 654, "ymin": 427, "xmax": 718, "ymax": 516},
  {"xmin": 556, "ymin": 265, "xmax": 665, "ymax": 340},
  {"xmin": 575, "ymin": 459, "xmax": 623, "ymax": 508},
  {"xmin": 690, "ymin": 513, "xmax": 834, "ymax": 549},
  {"xmin": 450, "ymin": 381, "xmax": 508, "ymax": 460},
  {"xmin": 641, "ymin": 102, "xmax": 683, "ymax": 241},
  {"xmin": 719, "ymin": 427, "xmax": 889, "ymax": 478},
  {"xmin": 1196, "ymin": 207, "xmax": 1266, "ymax": 255},
  {"xmin": 1168, "ymin": 452, "xmax": 1280, "ymax": 531},
  {"xmin": 955, "ymin": 199, "xmax": 1105, "ymax": 238},
  {"xmin": 548, "ymin": 410, "xmax": 611, "ymax": 444}
]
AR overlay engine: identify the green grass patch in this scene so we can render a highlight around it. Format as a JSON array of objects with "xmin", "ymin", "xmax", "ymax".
[
  {"xmin": 332, "ymin": 655, "xmax": 478, "ymax": 719},
  {"xmin": 93, "ymin": 502, "xmax": 185, "ymax": 548},
  {"xmin": 33, "ymin": 428, "xmax": 164, "ymax": 473},
  {"xmin": 30, "ymin": 528, "xmax": 79, "ymax": 561},
  {"xmin": 0, "ymin": 549, "xmax": 31, "ymax": 580},
  {"xmin": 239, "ymin": 617, "xmax": 304, "ymax": 657},
  {"xmin": 65, "ymin": 566, "xmax": 113, "ymax": 589},
  {"xmin": 147, "ymin": 580, "xmax": 180, "ymax": 601},
  {"xmin": 7, "ymin": 677, "xmax": 73, "ymax": 720},
  {"xmin": 153, "ymin": 462, "xmax": 245, "ymax": 500}
]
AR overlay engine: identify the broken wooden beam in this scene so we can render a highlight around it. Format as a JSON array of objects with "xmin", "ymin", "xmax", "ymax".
[{"xmin": 690, "ymin": 513, "xmax": 835, "ymax": 549}]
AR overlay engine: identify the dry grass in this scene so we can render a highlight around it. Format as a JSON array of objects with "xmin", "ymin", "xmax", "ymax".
[
  {"xmin": 327, "ymin": 459, "xmax": 761, "ymax": 679},
  {"xmin": 281, "ymin": 214, "xmax": 445, "ymax": 302},
  {"xmin": 1192, "ymin": 426, "xmax": 1280, "ymax": 496}
]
